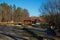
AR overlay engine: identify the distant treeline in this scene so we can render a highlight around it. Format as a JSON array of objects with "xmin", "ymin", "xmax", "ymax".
[{"xmin": 0, "ymin": 2, "xmax": 29, "ymax": 22}]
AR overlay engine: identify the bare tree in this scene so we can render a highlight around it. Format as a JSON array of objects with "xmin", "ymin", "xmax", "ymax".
[{"xmin": 39, "ymin": 0, "xmax": 60, "ymax": 27}]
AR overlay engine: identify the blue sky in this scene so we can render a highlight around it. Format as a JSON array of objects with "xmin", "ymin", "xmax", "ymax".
[{"xmin": 0, "ymin": 0, "xmax": 46, "ymax": 17}]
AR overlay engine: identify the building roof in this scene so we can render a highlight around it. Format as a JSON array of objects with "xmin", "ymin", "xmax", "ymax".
[{"xmin": 24, "ymin": 17, "xmax": 35, "ymax": 21}]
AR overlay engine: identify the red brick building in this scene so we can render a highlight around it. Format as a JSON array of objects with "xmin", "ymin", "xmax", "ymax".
[{"xmin": 23, "ymin": 17, "xmax": 40, "ymax": 25}]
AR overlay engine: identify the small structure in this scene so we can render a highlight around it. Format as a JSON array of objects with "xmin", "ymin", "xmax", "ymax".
[
  {"xmin": 23, "ymin": 18, "xmax": 34, "ymax": 25},
  {"xmin": 23, "ymin": 17, "xmax": 40, "ymax": 25}
]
